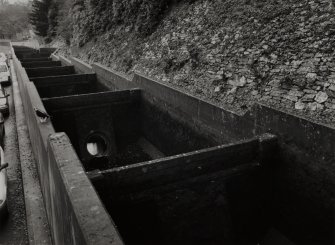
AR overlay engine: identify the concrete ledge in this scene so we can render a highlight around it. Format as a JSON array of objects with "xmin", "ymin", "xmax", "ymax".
[{"xmin": 47, "ymin": 133, "xmax": 123, "ymax": 245}]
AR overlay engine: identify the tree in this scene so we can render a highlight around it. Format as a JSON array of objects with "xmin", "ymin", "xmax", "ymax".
[
  {"xmin": 56, "ymin": 0, "xmax": 73, "ymax": 44},
  {"xmin": 29, "ymin": 0, "xmax": 52, "ymax": 37},
  {"xmin": 0, "ymin": 0, "xmax": 8, "ymax": 6},
  {"xmin": 48, "ymin": 1, "xmax": 59, "ymax": 37},
  {"xmin": 0, "ymin": 3, "xmax": 30, "ymax": 36}
]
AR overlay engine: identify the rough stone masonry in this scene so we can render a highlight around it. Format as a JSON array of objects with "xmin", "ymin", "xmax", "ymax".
[{"xmin": 61, "ymin": 0, "xmax": 335, "ymax": 126}]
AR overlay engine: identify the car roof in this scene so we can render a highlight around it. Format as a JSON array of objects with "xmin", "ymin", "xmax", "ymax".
[{"xmin": 0, "ymin": 53, "xmax": 6, "ymax": 62}]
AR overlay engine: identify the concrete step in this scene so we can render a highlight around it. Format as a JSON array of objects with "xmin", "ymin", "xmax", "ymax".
[
  {"xmin": 25, "ymin": 66, "xmax": 75, "ymax": 78},
  {"xmin": 21, "ymin": 61, "xmax": 62, "ymax": 68}
]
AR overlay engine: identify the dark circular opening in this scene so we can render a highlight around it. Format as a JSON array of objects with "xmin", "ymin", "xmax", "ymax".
[{"xmin": 86, "ymin": 133, "xmax": 108, "ymax": 157}]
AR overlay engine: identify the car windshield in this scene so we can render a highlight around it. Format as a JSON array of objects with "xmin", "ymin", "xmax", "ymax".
[
  {"xmin": 0, "ymin": 89, "xmax": 6, "ymax": 104},
  {"xmin": 0, "ymin": 98, "xmax": 6, "ymax": 105},
  {"xmin": 0, "ymin": 65, "xmax": 7, "ymax": 73}
]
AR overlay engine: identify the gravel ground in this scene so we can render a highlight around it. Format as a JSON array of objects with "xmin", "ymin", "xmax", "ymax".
[{"xmin": 0, "ymin": 84, "xmax": 28, "ymax": 244}]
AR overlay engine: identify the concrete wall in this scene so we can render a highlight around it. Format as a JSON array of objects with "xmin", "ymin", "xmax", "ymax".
[
  {"xmin": 26, "ymin": 66, "xmax": 75, "ymax": 78},
  {"xmin": 89, "ymin": 63, "xmax": 251, "ymax": 144},
  {"xmin": 32, "ymin": 74, "xmax": 102, "ymax": 98},
  {"xmin": 52, "ymin": 55, "xmax": 108, "ymax": 92},
  {"xmin": 43, "ymin": 90, "xmax": 141, "ymax": 170},
  {"xmin": 58, "ymin": 55, "xmax": 335, "ymax": 244},
  {"xmin": 11, "ymin": 45, "xmax": 124, "ymax": 245},
  {"xmin": 21, "ymin": 61, "xmax": 62, "ymax": 68},
  {"xmin": 94, "ymin": 136, "xmax": 275, "ymax": 244}
]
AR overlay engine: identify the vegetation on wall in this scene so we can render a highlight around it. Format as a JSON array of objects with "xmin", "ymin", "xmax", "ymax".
[
  {"xmin": 71, "ymin": 0, "xmax": 194, "ymax": 46},
  {"xmin": 29, "ymin": 0, "xmax": 197, "ymax": 45},
  {"xmin": 29, "ymin": 0, "xmax": 52, "ymax": 37},
  {"xmin": 56, "ymin": 0, "xmax": 73, "ymax": 44},
  {"xmin": 29, "ymin": 0, "xmax": 71, "ymax": 42}
]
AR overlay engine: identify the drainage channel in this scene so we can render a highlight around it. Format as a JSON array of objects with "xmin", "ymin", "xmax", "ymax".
[{"xmin": 13, "ymin": 45, "xmax": 326, "ymax": 245}]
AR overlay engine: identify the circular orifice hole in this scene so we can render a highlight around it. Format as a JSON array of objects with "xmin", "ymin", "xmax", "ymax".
[{"xmin": 86, "ymin": 133, "xmax": 108, "ymax": 156}]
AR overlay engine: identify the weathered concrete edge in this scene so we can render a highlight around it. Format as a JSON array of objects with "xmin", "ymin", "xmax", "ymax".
[
  {"xmin": 42, "ymin": 89, "xmax": 141, "ymax": 110},
  {"xmin": 48, "ymin": 133, "xmax": 123, "ymax": 245},
  {"xmin": 102, "ymin": 137, "xmax": 261, "ymax": 179},
  {"xmin": 11, "ymin": 58, "xmax": 52, "ymax": 245},
  {"xmin": 12, "ymin": 46, "xmax": 124, "ymax": 245}
]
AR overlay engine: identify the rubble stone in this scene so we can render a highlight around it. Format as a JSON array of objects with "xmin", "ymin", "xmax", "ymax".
[{"xmin": 315, "ymin": 91, "xmax": 328, "ymax": 103}]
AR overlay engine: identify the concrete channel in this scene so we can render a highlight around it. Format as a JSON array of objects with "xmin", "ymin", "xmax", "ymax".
[{"xmin": 10, "ymin": 44, "xmax": 335, "ymax": 245}]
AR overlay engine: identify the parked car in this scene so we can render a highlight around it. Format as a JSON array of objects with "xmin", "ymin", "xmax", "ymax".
[
  {"xmin": 0, "ymin": 85, "xmax": 9, "ymax": 117},
  {"xmin": 0, "ymin": 62, "xmax": 10, "ymax": 86},
  {"xmin": 0, "ymin": 114, "xmax": 8, "ymax": 220},
  {"xmin": 0, "ymin": 113, "xmax": 4, "ymax": 148},
  {"xmin": 0, "ymin": 148, "xmax": 8, "ymax": 221},
  {"xmin": 0, "ymin": 53, "xmax": 6, "ymax": 63}
]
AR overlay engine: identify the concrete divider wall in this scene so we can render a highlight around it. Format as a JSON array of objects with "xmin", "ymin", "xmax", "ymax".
[
  {"xmin": 51, "ymin": 54, "xmax": 72, "ymax": 66},
  {"xmin": 11, "ymin": 45, "xmax": 124, "ymax": 245},
  {"xmin": 92, "ymin": 63, "xmax": 134, "ymax": 91},
  {"xmin": 69, "ymin": 57, "xmax": 94, "ymax": 74},
  {"xmin": 40, "ymin": 48, "xmax": 56, "ymax": 53},
  {"xmin": 133, "ymin": 73, "xmax": 254, "ymax": 143},
  {"xmin": 89, "ymin": 62, "xmax": 250, "ymax": 144},
  {"xmin": 252, "ymin": 103, "xmax": 335, "ymax": 158}
]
